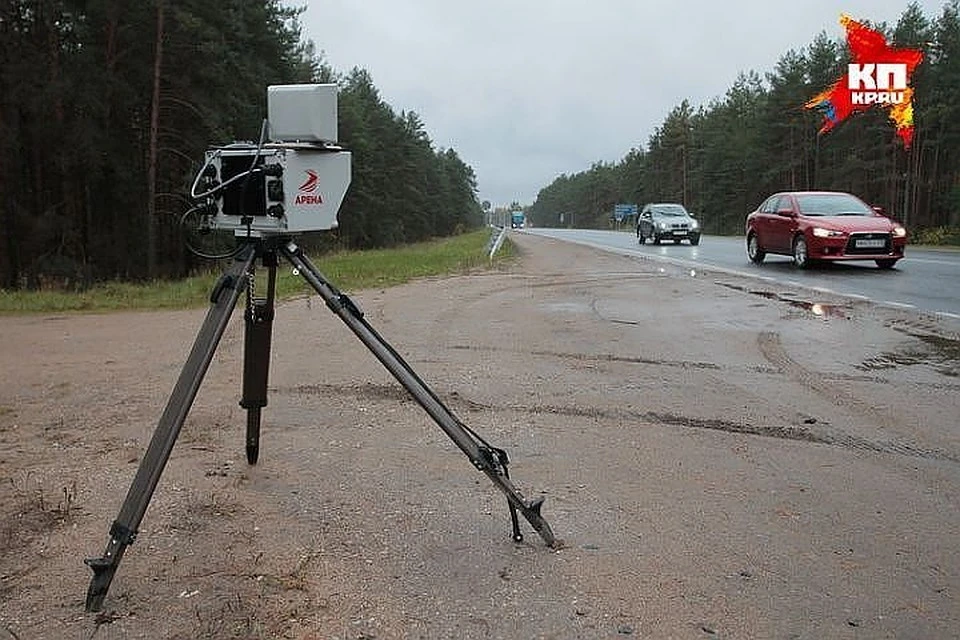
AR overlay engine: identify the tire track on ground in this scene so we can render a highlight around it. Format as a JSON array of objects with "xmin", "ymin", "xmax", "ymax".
[
  {"xmin": 755, "ymin": 331, "xmax": 950, "ymax": 460},
  {"xmin": 271, "ymin": 382, "xmax": 959, "ymax": 464}
]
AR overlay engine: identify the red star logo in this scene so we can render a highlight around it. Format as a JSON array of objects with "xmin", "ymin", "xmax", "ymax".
[{"xmin": 804, "ymin": 14, "xmax": 923, "ymax": 148}]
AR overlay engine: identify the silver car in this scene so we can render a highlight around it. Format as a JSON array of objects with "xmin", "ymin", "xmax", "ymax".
[{"xmin": 637, "ymin": 203, "xmax": 701, "ymax": 245}]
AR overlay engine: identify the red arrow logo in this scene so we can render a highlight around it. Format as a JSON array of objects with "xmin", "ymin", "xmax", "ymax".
[{"xmin": 298, "ymin": 170, "xmax": 319, "ymax": 193}]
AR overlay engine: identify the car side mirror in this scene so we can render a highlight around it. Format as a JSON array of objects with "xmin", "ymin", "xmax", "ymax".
[{"xmin": 872, "ymin": 205, "xmax": 885, "ymax": 215}]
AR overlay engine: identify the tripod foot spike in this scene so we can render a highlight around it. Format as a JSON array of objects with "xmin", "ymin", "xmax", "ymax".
[
  {"xmin": 84, "ymin": 556, "xmax": 116, "ymax": 612},
  {"xmin": 245, "ymin": 408, "xmax": 261, "ymax": 465},
  {"xmin": 520, "ymin": 495, "xmax": 563, "ymax": 549},
  {"xmin": 528, "ymin": 496, "xmax": 545, "ymax": 516},
  {"xmin": 522, "ymin": 496, "xmax": 564, "ymax": 548},
  {"xmin": 509, "ymin": 501, "xmax": 523, "ymax": 542}
]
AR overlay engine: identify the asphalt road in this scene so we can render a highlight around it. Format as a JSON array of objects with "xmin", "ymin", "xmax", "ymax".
[{"xmin": 525, "ymin": 228, "xmax": 960, "ymax": 320}]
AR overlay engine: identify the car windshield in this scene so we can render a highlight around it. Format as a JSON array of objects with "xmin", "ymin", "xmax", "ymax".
[
  {"xmin": 795, "ymin": 193, "xmax": 873, "ymax": 217},
  {"xmin": 652, "ymin": 205, "xmax": 688, "ymax": 217}
]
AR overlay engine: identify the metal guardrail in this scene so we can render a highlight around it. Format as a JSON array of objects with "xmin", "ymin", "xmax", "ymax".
[{"xmin": 487, "ymin": 225, "xmax": 507, "ymax": 259}]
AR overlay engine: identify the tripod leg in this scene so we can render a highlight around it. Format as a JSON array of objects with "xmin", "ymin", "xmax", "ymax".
[
  {"xmin": 84, "ymin": 244, "xmax": 257, "ymax": 612},
  {"xmin": 240, "ymin": 250, "xmax": 277, "ymax": 464},
  {"xmin": 279, "ymin": 241, "xmax": 558, "ymax": 548}
]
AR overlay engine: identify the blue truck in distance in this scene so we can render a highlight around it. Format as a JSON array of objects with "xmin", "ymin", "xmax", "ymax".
[{"xmin": 510, "ymin": 211, "xmax": 525, "ymax": 228}]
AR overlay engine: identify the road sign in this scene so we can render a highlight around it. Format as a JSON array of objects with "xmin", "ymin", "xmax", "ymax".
[{"xmin": 613, "ymin": 203, "xmax": 637, "ymax": 222}]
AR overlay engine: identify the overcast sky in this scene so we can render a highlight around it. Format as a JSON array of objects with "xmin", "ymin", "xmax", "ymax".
[{"xmin": 301, "ymin": 1, "xmax": 947, "ymax": 208}]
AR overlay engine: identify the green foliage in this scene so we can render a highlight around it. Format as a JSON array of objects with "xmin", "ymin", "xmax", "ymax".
[
  {"xmin": 528, "ymin": 1, "xmax": 960, "ymax": 239},
  {"xmin": 0, "ymin": 229, "xmax": 500, "ymax": 314},
  {"xmin": 909, "ymin": 226, "xmax": 960, "ymax": 246},
  {"xmin": 304, "ymin": 228, "xmax": 506, "ymax": 290},
  {"xmin": 0, "ymin": 1, "xmax": 481, "ymax": 291}
]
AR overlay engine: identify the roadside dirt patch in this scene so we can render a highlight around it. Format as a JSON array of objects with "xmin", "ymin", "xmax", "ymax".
[{"xmin": 1, "ymin": 233, "xmax": 958, "ymax": 638}]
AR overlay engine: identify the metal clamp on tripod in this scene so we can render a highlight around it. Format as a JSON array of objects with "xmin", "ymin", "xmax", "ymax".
[{"xmin": 84, "ymin": 85, "xmax": 558, "ymax": 612}]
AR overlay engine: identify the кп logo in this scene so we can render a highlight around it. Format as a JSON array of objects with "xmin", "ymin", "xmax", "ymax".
[
  {"xmin": 848, "ymin": 63, "xmax": 907, "ymax": 104},
  {"xmin": 804, "ymin": 14, "xmax": 923, "ymax": 148},
  {"xmin": 295, "ymin": 170, "xmax": 323, "ymax": 205}
]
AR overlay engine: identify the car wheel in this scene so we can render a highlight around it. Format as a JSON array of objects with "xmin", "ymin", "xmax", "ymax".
[
  {"xmin": 876, "ymin": 258, "xmax": 898, "ymax": 269},
  {"xmin": 747, "ymin": 233, "xmax": 765, "ymax": 264},
  {"xmin": 792, "ymin": 235, "xmax": 811, "ymax": 268},
  {"xmin": 689, "ymin": 235, "xmax": 700, "ymax": 246}
]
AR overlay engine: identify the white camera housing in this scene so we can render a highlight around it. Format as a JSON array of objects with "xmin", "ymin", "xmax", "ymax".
[
  {"xmin": 207, "ymin": 144, "xmax": 351, "ymax": 235},
  {"xmin": 196, "ymin": 84, "xmax": 352, "ymax": 236},
  {"xmin": 267, "ymin": 84, "xmax": 338, "ymax": 143}
]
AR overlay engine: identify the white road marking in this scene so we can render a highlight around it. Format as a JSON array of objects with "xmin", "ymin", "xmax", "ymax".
[
  {"xmin": 528, "ymin": 231, "xmax": 960, "ymax": 322},
  {"xmin": 901, "ymin": 256, "xmax": 960, "ymax": 267}
]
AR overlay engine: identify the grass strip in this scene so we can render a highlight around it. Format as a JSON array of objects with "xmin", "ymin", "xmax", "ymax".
[{"xmin": 0, "ymin": 229, "xmax": 515, "ymax": 315}]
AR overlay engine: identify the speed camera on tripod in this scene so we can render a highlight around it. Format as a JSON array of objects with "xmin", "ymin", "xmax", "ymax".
[
  {"xmin": 86, "ymin": 86, "xmax": 559, "ymax": 613},
  {"xmin": 191, "ymin": 84, "xmax": 352, "ymax": 236}
]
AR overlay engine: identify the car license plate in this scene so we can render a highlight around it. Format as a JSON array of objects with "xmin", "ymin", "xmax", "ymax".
[{"xmin": 855, "ymin": 238, "xmax": 886, "ymax": 249}]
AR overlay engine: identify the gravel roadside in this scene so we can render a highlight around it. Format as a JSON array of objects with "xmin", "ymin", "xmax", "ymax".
[{"xmin": 1, "ymin": 232, "xmax": 958, "ymax": 639}]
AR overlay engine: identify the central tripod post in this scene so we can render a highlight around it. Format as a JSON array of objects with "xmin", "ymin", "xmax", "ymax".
[{"xmin": 240, "ymin": 248, "xmax": 277, "ymax": 464}]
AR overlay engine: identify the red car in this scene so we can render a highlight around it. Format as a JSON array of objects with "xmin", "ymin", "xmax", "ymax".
[{"xmin": 745, "ymin": 191, "xmax": 907, "ymax": 269}]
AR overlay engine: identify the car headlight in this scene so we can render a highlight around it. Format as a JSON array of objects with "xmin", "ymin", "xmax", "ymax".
[
  {"xmin": 690, "ymin": 219, "xmax": 699, "ymax": 230},
  {"xmin": 812, "ymin": 227, "xmax": 845, "ymax": 238},
  {"xmin": 892, "ymin": 226, "xmax": 907, "ymax": 237}
]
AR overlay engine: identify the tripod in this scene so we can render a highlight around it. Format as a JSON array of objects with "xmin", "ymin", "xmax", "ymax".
[{"xmin": 84, "ymin": 237, "xmax": 558, "ymax": 612}]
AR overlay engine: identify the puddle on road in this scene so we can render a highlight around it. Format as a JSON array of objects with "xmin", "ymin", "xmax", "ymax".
[
  {"xmin": 860, "ymin": 333, "xmax": 960, "ymax": 377},
  {"xmin": 717, "ymin": 283, "xmax": 848, "ymax": 319},
  {"xmin": 716, "ymin": 282, "xmax": 959, "ymax": 376}
]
